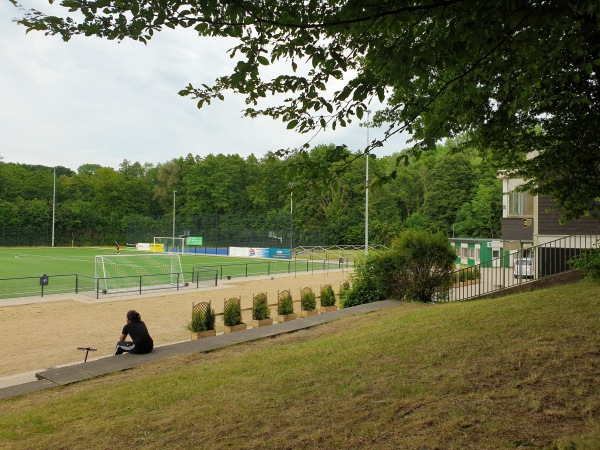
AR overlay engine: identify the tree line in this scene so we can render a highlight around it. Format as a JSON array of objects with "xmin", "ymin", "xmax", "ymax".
[{"xmin": 0, "ymin": 141, "xmax": 502, "ymax": 247}]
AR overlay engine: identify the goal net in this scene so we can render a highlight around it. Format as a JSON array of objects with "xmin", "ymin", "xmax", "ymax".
[
  {"xmin": 95, "ymin": 254, "xmax": 184, "ymax": 293},
  {"xmin": 153, "ymin": 237, "xmax": 185, "ymax": 254}
]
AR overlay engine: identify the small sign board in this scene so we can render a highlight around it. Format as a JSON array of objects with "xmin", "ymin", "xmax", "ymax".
[
  {"xmin": 488, "ymin": 240, "xmax": 503, "ymax": 249},
  {"xmin": 186, "ymin": 236, "xmax": 203, "ymax": 246}
]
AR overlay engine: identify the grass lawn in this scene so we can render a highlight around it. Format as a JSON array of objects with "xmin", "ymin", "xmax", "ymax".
[{"xmin": 1, "ymin": 281, "xmax": 599, "ymax": 449}]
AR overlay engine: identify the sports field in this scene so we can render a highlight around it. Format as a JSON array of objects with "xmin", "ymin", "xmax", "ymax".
[{"xmin": 0, "ymin": 247, "xmax": 342, "ymax": 299}]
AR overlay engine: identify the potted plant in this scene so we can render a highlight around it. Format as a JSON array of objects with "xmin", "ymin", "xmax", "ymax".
[
  {"xmin": 187, "ymin": 301, "xmax": 217, "ymax": 339},
  {"xmin": 252, "ymin": 292, "xmax": 273, "ymax": 327},
  {"xmin": 300, "ymin": 287, "xmax": 318, "ymax": 317},
  {"xmin": 320, "ymin": 284, "xmax": 337, "ymax": 313},
  {"xmin": 277, "ymin": 289, "xmax": 296, "ymax": 322},
  {"xmin": 223, "ymin": 297, "xmax": 247, "ymax": 333}
]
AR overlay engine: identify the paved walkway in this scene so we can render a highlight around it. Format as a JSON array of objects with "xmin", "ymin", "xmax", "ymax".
[{"xmin": 0, "ymin": 300, "xmax": 399, "ymax": 400}]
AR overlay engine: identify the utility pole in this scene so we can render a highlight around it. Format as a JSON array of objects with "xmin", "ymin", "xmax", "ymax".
[
  {"xmin": 172, "ymin": 190, "xmax": 177, "ymax": 241},
  {"xmin": 365, "ymin": 110, "xmax": 371, "ymax": 256},
  {"xmin": 52, "ymin": 167, "xmax": 56, "ymax": 247},
  {"xmin": 290, "ymin": 182, "xmax": 293, "ymax": 252}
]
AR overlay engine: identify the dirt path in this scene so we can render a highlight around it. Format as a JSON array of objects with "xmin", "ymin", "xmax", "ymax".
[{"xmin": 0, "ymin": 270, "xmax": 351, "ymax": 378}]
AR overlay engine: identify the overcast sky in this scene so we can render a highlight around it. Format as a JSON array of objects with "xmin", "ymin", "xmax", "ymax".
[{"xmin": 1, "ymin": 2, "xmax": 409, "ymax": 172}]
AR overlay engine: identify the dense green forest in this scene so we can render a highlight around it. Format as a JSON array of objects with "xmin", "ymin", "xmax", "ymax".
[{"xmin": 0, "ymin": 142, "xmax": 502, "ymax": 247}]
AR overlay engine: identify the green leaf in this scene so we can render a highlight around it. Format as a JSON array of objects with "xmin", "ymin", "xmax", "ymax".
[{"xmin": 287, "ymin": 120, "xmax": 298, "ymax": 129}]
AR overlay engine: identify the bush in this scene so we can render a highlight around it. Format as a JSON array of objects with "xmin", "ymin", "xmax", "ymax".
[
  {"xmin": 223, "ymin": 298, "xmax": 242, "ymax": 326},
  {"xmin": 278, "ymin": 290, "xmax": 294, "ymax": 315},
  {"xmin": 186, "ymin": 302, "xmax": 216, "ymax": 332},
  {"xmin": 392, "ymin": 230, "xmax": 455, "ymax": 302},
  {"xmin": 320, "ymin": 284, "xmax": 336, "ymax": 307},
  {"xmin": 342, "ymin": 230, "xmax": 455, "ymax": 305},
  {"xmin": 454, "ymin": 265, "xmax": 481, "ymax": 283},
  {"xmin": 253, "ymin": 293, "xmax": 270, "ymax": 320},
  {"xmin": 204, "ymin": 303, "xmax": 216, "ymax": 331},
  {"xmin": 186, "ymin": 307, "xmax": 206, "ymax": 332},
  {"xmin": 340, "ymin": 251, "xmax": 401, "ymax": 307},
  {"xmin": 570, "ymin": 247, "xmax": 600, "ymax": 281},
  {"xmin": 338, "ymin": 281, "xmax": 351, "ymax": 308},
  {"xmin": 301, "ymin": 289, "xmax": 316, "ymax": 311},
  {"xmin": 340, "ymin": 275, "xmax": 382, "ymax": 308}
]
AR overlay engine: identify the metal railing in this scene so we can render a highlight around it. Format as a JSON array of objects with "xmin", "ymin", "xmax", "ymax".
[
  {"xmin": 437, "ymin": 233, "xmax": 598, "ymax": 302},
  {"xmin": 193, "ymin": 258, "xmax": 348, "ymax": 281},
  {"xmin": 0, "ymin": 269, "xmax": 219, "ymax": 301}
]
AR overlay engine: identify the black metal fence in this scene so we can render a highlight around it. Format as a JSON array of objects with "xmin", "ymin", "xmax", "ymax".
[
  {"xmin": 437, "ymin": 233, "xmax": 598, "ymax": 302},
  {"xmin": 0, "ymin": 257, "xmax": 348, "ymax": 301},
  {"xmin": 0, "ymin": 269, "xmax": 219, "ymax": 301}
]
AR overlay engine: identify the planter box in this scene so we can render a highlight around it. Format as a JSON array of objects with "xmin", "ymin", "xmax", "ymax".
[
  {"xmin": 224, "ymin": 323, "xmax": 247, "ymax": 333},
  {"xmin": 320, "ymin": 305, "xmax": 338, "ymax": 313},
  {"xmin": 278, "ymin": 313, "xmax": 297, "ymax": 323},
  {"xmin": 191, "ymin": 329, "xmax": 216, "ymax": 340},
  {"xmin": 252, "ymin": 318, "xmax": 273, "ymax": 328},
  {"xmin": 300, "ymin": 309, "xmax": 318, "ymax": 318},
  {"xmin": 453, "ymin": 279, "xmax": 480, "ymax": 288}
]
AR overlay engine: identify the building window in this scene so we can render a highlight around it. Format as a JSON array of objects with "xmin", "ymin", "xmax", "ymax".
[
  {"xmin": 455, "ymin": 247, "xmax": 460, "ymax": 257},
  {"xmin": 508, "ymin": 190, "xmax": 534, "ymax": 216},
  {"xmin": 476, "ymin": 248, "xmax": 480, "ymax": 261},
  {"xmin": 462, "ymin": 247, "xmax": 468, "ymax": 258},
  {"xmin": 469, "ymin": 247, "xmax": 474, "ymax": 258}
]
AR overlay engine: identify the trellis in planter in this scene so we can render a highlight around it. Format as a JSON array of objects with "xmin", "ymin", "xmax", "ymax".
[
  {"xmin": 190, "ymin": 301, "xmax": 216, "ymax": 339},
  {"xmin": 300, "ymin": 286, "xmax": 318, "ymax": 317},
  {"xmin": 277, "ymin": 289, "xmax": 296, "ymax": 322},
  {"xmin": 252, "ymin": 292, "xmax": 273, "ymax": 327},
  {"xmin": 223, "ymin": 296, "xmax": 246, "ymax": 333},
  {"xmin": 320, "ymin": 284, "xmax": 337, "ymax": 313}
]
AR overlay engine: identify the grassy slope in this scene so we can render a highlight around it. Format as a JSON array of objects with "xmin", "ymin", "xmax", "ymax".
[{"xmin": 1, "ymin": 282, "xmax": 599, "ymax": 449}]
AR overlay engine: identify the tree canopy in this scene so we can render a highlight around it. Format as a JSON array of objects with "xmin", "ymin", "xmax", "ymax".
[{"xmin": 11, "ymin": 0, "xmax": 600, "ymax": 220}]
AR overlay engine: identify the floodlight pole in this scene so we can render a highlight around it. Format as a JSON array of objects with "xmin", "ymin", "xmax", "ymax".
[
  {"xmin": 172, "ymin": 190, "xmax": 177, "ymax": 242},
  {"xmin": 52, "ymin": 167, "xmax": 56, "ymax": 248},
  {"xmin": 365, "ymin": 110, "xmax": 371, "ymax": 256},
  {"xmin": 290, "ymin": 182, "xmax": 293, "ymax": 252}
]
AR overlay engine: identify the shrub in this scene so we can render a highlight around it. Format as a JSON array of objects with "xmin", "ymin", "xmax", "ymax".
[
  {"xmin": 186, "ymin": 307, "xmax": 206, "ymax": 333},
  {"xmin": 339, "ymin": 281, "xmax": 351, "ymax": 307},
  {"xmin": 320, "ymin": 284, "xmax": 336, "ymax": 307},
  {"xmin": 340, "ymin": 274, "xmax": 382, "ymax": 308},
  {"xmin": 223, "ymin": 298, "xmax": 242, "ymax": 326},
  {"xmin": 340, "ymin": 252, "xmax": 400, "ymax": 307},
  {"xmin": 570, "ymin": 247, "xmax": 600, "ymax": 281},
  {"xmin": 253, "ymin": 293, "xmax": 270, "ymax": 320},
  {"xmin": 204, "ymin": 303, "xmax": 216, "ymax": 331},
  {"xmin": 186, "ymin": 302, "xmax": 216, "ymax": 332},
  {"xmin": 301, "ymin": 288, "xmax": 316, "ymax": 311},
  {"xmin": 278, "ymin": 290, "xmax": 294, "ymax": 315},
  {"xmin": 454, "ymin": 265, "xmax": 481, "ymax": 283},
  {"xmin": 342, "ymin": 230, "xmax": 455, "ymax": 305},
  {"xmin": 392, "ymin": 230, "xmax": 455, "ymax": 302}
]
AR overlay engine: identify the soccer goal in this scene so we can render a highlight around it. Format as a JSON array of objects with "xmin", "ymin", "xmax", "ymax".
[
  {"xmin": 95, "ymin": 253, "xmax": 184, "ymax": 293},
  {"xmin": 153, "ymin": 237, "xmax": 185, "ymax": 254}
]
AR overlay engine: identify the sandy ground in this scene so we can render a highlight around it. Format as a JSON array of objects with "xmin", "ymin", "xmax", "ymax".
[{"xmin": 0, "ymin": 270, "xmax": 351, "ymax": 380}]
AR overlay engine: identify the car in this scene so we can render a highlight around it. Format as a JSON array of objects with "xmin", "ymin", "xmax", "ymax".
[{"xmin": 513, "ymin": 257, "xmax": 535, "ymax": 278}]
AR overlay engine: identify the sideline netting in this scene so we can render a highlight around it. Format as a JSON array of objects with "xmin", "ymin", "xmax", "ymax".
[
  {"xmin": 95, "ymin": 254, "xmax": 184, "ymax": 293},
  {"xmin": 153, "ymin": 237, "xmax": 185, "ymax": 254}
]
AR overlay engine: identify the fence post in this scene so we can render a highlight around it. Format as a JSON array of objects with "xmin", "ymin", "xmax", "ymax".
[{"xmin": 139, "ymin": 276, "xmax": 142, "ymax": 295}]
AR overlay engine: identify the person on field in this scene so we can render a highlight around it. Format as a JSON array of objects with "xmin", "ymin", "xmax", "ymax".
[
  {"xmin": 115, "ymin": 241, "xmax": 120, "ymax": 254},
  {"xmin": 114, "ymin": 310, "xmax": 154, "ymax": 355}
]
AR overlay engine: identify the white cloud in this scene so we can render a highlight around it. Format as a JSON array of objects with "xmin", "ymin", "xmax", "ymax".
[{"xmin": 0, "ymin": 2, "xmax": 409, "ymax": 172}]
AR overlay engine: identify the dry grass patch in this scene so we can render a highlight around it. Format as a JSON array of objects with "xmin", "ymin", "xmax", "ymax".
[{"xmin": 1, "ymin": 283, "xmax": 600, "ymax": 449}]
